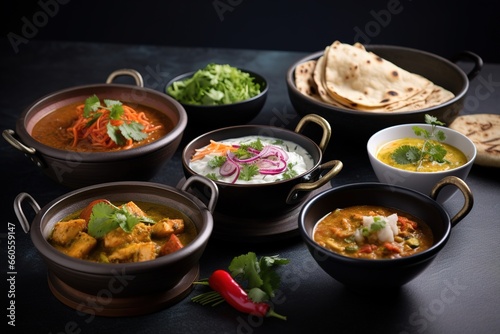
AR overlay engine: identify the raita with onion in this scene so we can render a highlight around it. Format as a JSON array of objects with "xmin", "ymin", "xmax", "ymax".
[{"xmin": 189, "ymin": 136, "xmax": 314, "ymax": 184}]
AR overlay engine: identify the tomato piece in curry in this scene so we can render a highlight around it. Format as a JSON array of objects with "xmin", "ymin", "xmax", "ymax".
[{"xmin": 313, "ymin": 205, "xmax": 433, "ymax": 259}]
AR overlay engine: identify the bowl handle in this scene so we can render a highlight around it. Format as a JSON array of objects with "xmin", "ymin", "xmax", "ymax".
[
  {"xmin": 286, "ymin": 159, "xmax": 343, "ymax": 204},
  {"xmin": 2, "ymin": 129, "xmax": 46, "ymax": 168},
  {"xmin": 13, "ymin": 192, "xmax": 41, "ymax": 233},
  {"xmin": 430, "ymin": 176, "xmax": 474, "ymax": 227},
  {"xmin": 450, "ymin": 51, "xmax": 483, "ymax": 81},
  {"xmin": 106, "ymin": 69, "xmax": 144, "ymax": 87},
  {"xmin": 294, "ymin": 114, "xmax": 331, "ymax": 153},
  {"xmin": 181, "ymin": 175, "xmax": 219, "ymax": 213}
]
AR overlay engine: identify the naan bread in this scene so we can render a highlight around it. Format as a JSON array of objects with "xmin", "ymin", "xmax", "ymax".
[
  {"xmin": 449, "ymin": 114, "xmax": 500, "ymax": 167},
  {"xmin": 323, "ymin": 40, "xmax": 433, "ymax": 108}
]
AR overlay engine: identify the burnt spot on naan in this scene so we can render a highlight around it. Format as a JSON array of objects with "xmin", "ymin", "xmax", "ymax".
[{"xmin": 391, "ymin": 70, "xmax": 399, "ymax": 77}]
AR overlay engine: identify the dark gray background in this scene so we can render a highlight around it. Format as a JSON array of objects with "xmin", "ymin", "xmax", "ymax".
[{"xmin": 2, "ymin": 0, "xmax": 499, "ymax": 63}]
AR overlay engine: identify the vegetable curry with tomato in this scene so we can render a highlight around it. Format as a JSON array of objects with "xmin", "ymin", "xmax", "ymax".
[
  {"xmin": 48, "ymin": 199, "xmax": 197, "ymax": 263},
  {"xmin": 313, "ymin": 205, "xmax": 433, "ymax": 259}
]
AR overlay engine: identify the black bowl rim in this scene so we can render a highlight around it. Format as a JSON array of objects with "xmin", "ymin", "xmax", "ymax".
[
  {"xmin": 286, "ymin": 45, "xmax": 469, "ymax": 117},
  {"xmin": 182, "ymin": 124, "xmax": 325, "ymax": 188},
  {"xmin": 16, "ymin": 83, "xmax": 188, "ymax": 162},
  {"xmin": 165, "ymin": 68, "xmax": 269, "ymax": 108},
  {"xmin": 29, "ymin": 181, "xmax": 213, "ymax": 275},
  {"xmin": 299, "ymin": 182, "xmax": 452, "ymax": 266}
]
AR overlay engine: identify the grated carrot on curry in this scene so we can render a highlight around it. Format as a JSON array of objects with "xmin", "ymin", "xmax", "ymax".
[
  {"xmin": 67, "ymin": 104, "xmax": 162, "ymax": 150},
  {"xmin": 191, "ymin": 140, "xmax": 238, "ymax": 161}
]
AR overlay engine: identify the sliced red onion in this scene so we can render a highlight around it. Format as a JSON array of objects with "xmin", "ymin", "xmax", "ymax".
[{"xmin": 259, "ymin": 158, "xmax": 287, "ymax": 174}]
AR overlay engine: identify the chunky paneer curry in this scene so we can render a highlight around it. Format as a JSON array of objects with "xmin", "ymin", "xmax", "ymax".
[
  {"xmin": 313, "ymin": 205, "xmax": 433, "ymax": 259},
  {"xmin": 48, "ymin": 200, "xmax": 196, "ymax": 263}
]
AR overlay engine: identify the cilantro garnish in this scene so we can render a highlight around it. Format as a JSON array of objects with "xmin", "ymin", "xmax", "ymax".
[
  {"xmin": 87, "ymin": 202, "xmax": 154, "ymax": 238},
  {"xmin": 390, "ymin": 114, "xmax": 449, "ymax": 170},
  {"xmin": 281, "ymin": 162, "xmax": 298, "ymax": 180},
  {"xmin": 83, "ymin": 94, "xmax": 146, "ymax": 146},
  {"xmin": 208, "ymin": 156, "xmax": 227, "ymax": 168},
  {"xmin": 238, "ymin": 164, "xmax": 259, "ymax": 181}
]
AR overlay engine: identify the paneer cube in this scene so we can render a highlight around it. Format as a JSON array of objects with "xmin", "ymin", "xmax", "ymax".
[
  {"xmin": 50, "ymin": 219, "xmax": 87, "ymax": 246},
  {"xmin": 65, "ymin": 232, "xmax": 97, "ymax": 259},
  {"xmin": 103, "ymin": 222, "xmax": 152, "ymax": 249},
  {"xmin": 108, "ymin": 242, "xmax": 157, "ymax": 263},
  {"xmin": 151, "ymin": 218, "xmax": 184, "ymax": 238}
]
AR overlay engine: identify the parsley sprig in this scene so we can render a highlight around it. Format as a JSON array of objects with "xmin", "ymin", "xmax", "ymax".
[
  {"xmin": 83, "ymin": 95, "xmax": 147, "ymax": 146},
  {"xmin": 391, "ymin": 114, "xmax": 448, "ymax": 170}
]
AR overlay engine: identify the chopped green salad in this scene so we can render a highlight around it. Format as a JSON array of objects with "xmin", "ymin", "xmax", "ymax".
[{"xmin": 166, "ymin": 64, "xmax": 262, "ymax": 105}]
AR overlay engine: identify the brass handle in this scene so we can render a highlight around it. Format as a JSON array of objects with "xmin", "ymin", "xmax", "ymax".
[
  {"xmin": 294, "ymin": 114, "xmax": 332, "ymax": 153},
  {"xmin": 181, "ymin": 175, "xmax": 219, "ymax": 213},
  {"xmin": 106, "ymin": 69, "xmax": 144, "ymax": 87},
  {"xmin": 430, "ymin": 176, "xmax": 474, "ymax": 227},
  {"xmin": 286, "ymin": 159, "xmax": 343, "ymax": 204}
]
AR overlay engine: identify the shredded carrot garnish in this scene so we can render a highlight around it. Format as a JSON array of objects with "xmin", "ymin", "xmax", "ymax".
[
  {"xmin": 67, "ymin": 104, "xmax": 162, "ymax": 150},
  {"xmin": 191, "ymin": 140, "xmax": 237, "ymax": 161}
]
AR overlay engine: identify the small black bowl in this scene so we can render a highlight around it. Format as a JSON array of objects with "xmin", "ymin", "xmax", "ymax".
[
  {"xmin": 299, "ymin": 177, "xmax": 473, "ymax": 290},
  {"xmin": 165, "ymin": 69, "xmax": 268, "ymax": 130}
]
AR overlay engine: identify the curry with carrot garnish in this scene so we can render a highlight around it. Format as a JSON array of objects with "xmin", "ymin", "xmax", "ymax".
[
  {"xmin": 48, "ymin": 200, "xmax": 197, "ymax": 263},
  {"xmin": 313, "ymin": 205, "xmax": 433, "ymax": 259},
  {"xmin": 31, "ymin": 95, "xmax": 172, "ymax": 152}
]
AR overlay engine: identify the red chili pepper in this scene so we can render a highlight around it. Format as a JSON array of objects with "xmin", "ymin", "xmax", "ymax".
[{"xmin": 208, "ymin": 269, "xmax": 286, "ymax": 320}]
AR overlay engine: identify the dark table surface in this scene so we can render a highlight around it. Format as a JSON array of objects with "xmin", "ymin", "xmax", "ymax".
[{"xmin": 1, "ymin": 41, "xmax": 499, "ymax": 334}]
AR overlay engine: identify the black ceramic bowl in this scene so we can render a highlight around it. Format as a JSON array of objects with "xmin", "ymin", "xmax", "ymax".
[
  {"xmin": 165, "ymin": 68, "xmax": 268, "ymax": 130},
  {"xmin": 287, "ymin": 45, "xmax": 482, "ymax": 140},
  {"xmin": 3, "ymin": 69, "xmax": 187, "ymax": 189},
  {"xmin": 299, "ymin": 176, "xmax": 473, "ymax": 289},
  {"xmin": 182, "ymin": 114, "xmax": 343, "ymax": 218},
  {"xmin": 13, "ymin": 176, "xmax": 218, "ymax": 316}
]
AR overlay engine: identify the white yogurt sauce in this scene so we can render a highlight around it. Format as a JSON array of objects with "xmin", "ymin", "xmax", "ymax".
[{"xmin": 189, "ymin": 136, "xmax": 315, "ymax": 184}]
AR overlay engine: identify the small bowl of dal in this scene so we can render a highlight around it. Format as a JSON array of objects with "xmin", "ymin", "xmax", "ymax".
[{"xmin": 367, "ymin": 121, "xmax": 477, "ymax": 202}]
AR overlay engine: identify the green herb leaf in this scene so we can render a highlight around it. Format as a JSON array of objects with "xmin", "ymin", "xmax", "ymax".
[
  {"xmin": 238, "ymin": 164, "xmax": 259, "ymax": 181},
  {"xmin": 281, "ymin": 162, "xmax": 298, "ymax": 180},
  {"xmin": 392, "ymin": 145, "xmax": 421, "ymax": 164},
  {"xmin": 205, "ymin": 173, "xmax": 219, "ymax": 180},
  {"xmin": 229, "ymin": 252, "xmax": 263, "ymax": 288},
  {"xmin": 106, "ymin": 123, "xmax": 125, "ymax": 146},
  {"xmin": 392, "ymin": 114, "xmax": 449, "ymax": 170},
  {"xmin": 166, "ymin": 63, "xmax": 262, "ymax": 105},
  {"xmin": 370, "ymin": 217, "xmax": 387, "ymax": 232},
  {"xmin": 84, "ymin": 95, "xmax": 101, "ymax": 116},
  {"xmin": 208, "ymin": 156, "xmax": 227, "ymax": 168},
  {"xmin": 119, "ymin": 122, "xmax": 147, "ymax": 141},
  {"xmin": 87, "ymin": 202, "xmax": 154, "ymax": 238},
  {"xmin": 109, "ymin": 103, "xmax": 124, "ymax": 120}
]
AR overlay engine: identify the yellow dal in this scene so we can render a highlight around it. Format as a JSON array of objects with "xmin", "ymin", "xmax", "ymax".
[{"xmin": 377, "ymin": 138, "xmax": 468, "ymax": 172}]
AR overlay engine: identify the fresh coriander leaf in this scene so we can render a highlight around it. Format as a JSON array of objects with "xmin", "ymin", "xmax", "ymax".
[
  {"xmin": 205, "ymin": 173, "xmax": 219, "ymax": 180},
  {"xmin": 119, "ymin": 122, "xmax": 147, "ymax": 141},
  {"xmin": 87, "ymin": 202, "xmax": 120, "ymax": 238},
  {"xmin": 281, "ymin": 162, "xmax": 298, "ymax": 180},
  {"xmin": 248, "ymin": 138, "xmax": 264, "ymax": 151},
  {"xmin": 428, "ymin": 143, "xmax": 448, "ymax": 162},
  {"xmin": 436, "ymin": 130, "xmax": 446, "ymax": 142},
  {"xmin": 109, "ymin": 103, "xmax": 125, "ymax": 120},
  {"xmin": 85, "ymin": 112, "xmax": 102, "ymax": 127},
  {"xmin": 104, "ymin": 99, "xmax": 122, "ymax": 108},
  {"xmin": 238, "ymin": 164, "xmax": 259, "ymax": 181},
  {"xmin": 247, "ymin": 287, "xmax": 269, "ymax": 303},
  {"xmin": 84, "ymin": 95, "xmax": 101, "ymax": 116},
  {"xmin": 234, "ymin": 147, "xmax": 252, "ymax": 159},
  {"xmin": 228, "ymin": 252, "xmax": 263, "ymax": 289},
  {"xmin": 208, "ymin": 156, "xmax": 227, "ymax": 168},
  {"xmin": 392, "ymin": 145, "xmax": 421, "ymax": 164},
  {"xmin": 106, "ymin": 123, "xmax": 125, "ymax": 145}
]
